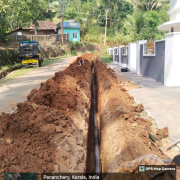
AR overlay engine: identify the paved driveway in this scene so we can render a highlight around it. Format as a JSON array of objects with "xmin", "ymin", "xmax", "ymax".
[
  {"xmin": 0, "ymin": 57, "xmax": 76, "ymax": 114},
  {"xmin": 108, "ymin": 63, "xmax": 180, "ymax": 141}
]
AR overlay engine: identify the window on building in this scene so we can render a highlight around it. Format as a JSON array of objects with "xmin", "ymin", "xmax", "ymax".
[
  {"xmin": 73, "ymin": 32, "xmax": 77, "ymax": 38},
  {"xmin": 17, "ymin": 32, "xmax": 22, "ymax": 35}
]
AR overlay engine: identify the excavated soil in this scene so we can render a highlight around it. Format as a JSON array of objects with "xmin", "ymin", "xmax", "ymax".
[
  {"xmin": 0, "ymin": 53, "xmax": 171, "ymax": 179},
  {"xmin": 0, "ymin": 55, "xmax": 94, "ymax": 179},
  {"xmin": 94, "ymin": 60, "xmax": 169, "ymax": 173}
]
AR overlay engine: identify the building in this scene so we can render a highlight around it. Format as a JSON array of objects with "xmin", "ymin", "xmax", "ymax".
[
  {"xmin": 11, "ymin": 21, "xmax": 57, "ymax": 35},
  {"xmin": 158, "ymin": 0, "xmax": 180, "ymax": 32},
  {"xmin": 158, "ymin": 0, "xmax": 180, "ymax": 87},
  {"xmin": 57, "ymin": 22, "xmax": 80, "ymax": 42}
]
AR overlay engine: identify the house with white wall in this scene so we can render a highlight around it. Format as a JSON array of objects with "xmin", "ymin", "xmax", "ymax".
[
  {"xmin": 158, "ymin": 0, "xmax": 180, "ymax": 87},
  {"xmin": 158, "ymin": 0, "xmax": 180, "ymax": 32},
  {"xmin": 108, "ymin": 0, "xmax": 180, "ymax": 87}
]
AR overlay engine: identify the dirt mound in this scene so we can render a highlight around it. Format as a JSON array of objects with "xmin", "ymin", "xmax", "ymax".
[
  {"xmin": 94, "ymin": 59, "xmax": 168, "ymax": 173},
  {"xmin": 156, "ymin": 127, "xmax": 169, "ymax": 140},
  {"xmin": 80, "ymin": 53, "xmax": 97, "ymax": 60},
  {"xmin": 134, "ymin": 104, "xmax": 144, "ymax": 112},
  {"xmin": 0, "ymin": 55, "xmax": 93, "ymax": 177},
  {"xmin": 0, "ymin": 52, "xmax": 171, "ymax": 176}
]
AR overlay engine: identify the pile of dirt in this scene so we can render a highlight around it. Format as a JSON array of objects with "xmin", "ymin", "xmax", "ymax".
[
  {"xmin": 0, "ymin": 55, "xmax": 93, "ymax": 177},
  {"xmin": 94, "ymin": 60, "xmax": 169, "ymax": 173},
  {"xmin": 156, "ymin": 127, "xmax": 169, "ymax": 140},
  {"xmin": 0, "ymin": 52, "xmax": 171, "ymax": 176}
]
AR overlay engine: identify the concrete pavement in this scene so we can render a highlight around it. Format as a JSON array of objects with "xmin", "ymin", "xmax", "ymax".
[
  {"xmin": 0, "ymin": 56, "xmax": 76, "ymax": 114},
  {"xmin": 108, "ymin": 63, "xmax": 180, "ymax": 141}
]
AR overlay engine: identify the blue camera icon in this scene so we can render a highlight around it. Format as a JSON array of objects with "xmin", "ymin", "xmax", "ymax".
[{"xmin": 139, "ymin": 166, "xmax": 145, "ymax": 172}]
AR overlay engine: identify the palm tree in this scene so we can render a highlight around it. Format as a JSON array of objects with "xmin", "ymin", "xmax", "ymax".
[
  {"xmin": 123, "ymin": 14, "xmax": 136, "ymax": 32},
  {"xmin": 134, "ymin": 0, "xmax": 169, "ymax": 12},
  {"xmin": 49, "ymin": 1, "xmax": 60, "ymax": 13},
  {"xmin": 122, "ymin": 13, "xmax": 140, "ymax": 41},
  {"xmin": 96, "ymin": 0, "xmax": 132, "ymax": 27}
]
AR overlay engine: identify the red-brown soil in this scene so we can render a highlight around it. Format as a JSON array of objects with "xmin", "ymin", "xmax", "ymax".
[
  {"xmin": 112, "ymin": 70, "xmax": 142, "ymax": 91},
  {"xmin": 94, "ymin": 60, "xmax": 168, "ymax": 173},
  {"xmin": 0, "ymin": 53, "xmax": 171, "ymax": 178},
  {"xmin": 156, "ymin": 127, "xmax": 169, "ymax": 140},
  {"xmin": 0, "ymin": 55, "xmax": 93, "ymax": 179}
]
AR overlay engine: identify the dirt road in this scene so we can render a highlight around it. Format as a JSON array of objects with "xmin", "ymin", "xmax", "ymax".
[{"xmin": 0, "ymin": 57, "xmax": 76, "ymax": 114}]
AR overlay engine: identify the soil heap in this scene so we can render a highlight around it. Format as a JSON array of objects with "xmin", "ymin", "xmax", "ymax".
[
  {"xmin": 0, "ymin": 55, "xmax": 93, "ymax": 178},
  {"xmin": 0, "ymin": 53, "xmax": 170, "ymax": 177},
  {"xmin": 94, "ymin": 60, "xmax": 168, "ymax": 173}
]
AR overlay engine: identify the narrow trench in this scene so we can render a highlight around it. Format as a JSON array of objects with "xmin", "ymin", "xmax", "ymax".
[{"xmin": 86, "ymin": 62, "xmax": 101, "ymax": 173}]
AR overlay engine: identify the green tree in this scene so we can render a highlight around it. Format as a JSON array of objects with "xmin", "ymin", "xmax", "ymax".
[
  {"xmin": 140, "ymin": 10, "xmax": 162, "ymax": 41},
  {"xmin": 122, "ymin": 0, "xmax": 169, "ymax": 43},
  {"xmin": 0, "ymin": 0, "xmax": 10, "ymax": 41},
  {"xmin": 134, "ymin": 0, "xmax": 168, "ymax": 12},
  {"xmin": 0, "ymin": 0, "xmax": 49, "ymax": 41},
  {"xmin": 97, "ymin": 0, "xmax": 132, "ymax": 27},
  {"xmin": 0, "ymin": 12, "xmax": 9, "ymax": 42}
]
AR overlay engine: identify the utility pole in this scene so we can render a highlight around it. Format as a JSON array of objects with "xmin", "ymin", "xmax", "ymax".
[
  {"xmin": 61, "ymin": 0, "xmax": 65, "ymax": 45},
  {"xmin": 34, "ymin": 22, "xmax": 38, "ymax": 41},
  {"xmin": 104, "ymin": 9, "xmax": 108, "ymax": 46}
]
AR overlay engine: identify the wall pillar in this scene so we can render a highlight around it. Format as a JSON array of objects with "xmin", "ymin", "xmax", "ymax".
[
  {"xmin": 113, "ymin": 47, "xmax": 117, "ymax": 63},
  {"xmin": 118, "ymin": 46, "xmax": 123, "ymax": 66},
  {"xmin": 164, "ymin": 32, "xmax": 180, "ymax": 87},
  {"xmin": 128, "ymin": 42, "xmax": 137, "ymax": 71},
  {"xmin": 107, "ymin": 48, "xmax": 110, "ymax": 54},
  {"xmin": 136, "ymin": 40, "xmax": 147, "ymax": 74}
]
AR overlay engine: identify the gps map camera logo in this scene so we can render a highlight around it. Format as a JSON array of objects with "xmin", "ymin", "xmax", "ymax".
[
  {"xmin": 4, "ymin": 173, "xmax": 38, "ymax": 180},
  {"xmin": 139, "ymin": 166, "xmax": 145, "ymax": 172}
]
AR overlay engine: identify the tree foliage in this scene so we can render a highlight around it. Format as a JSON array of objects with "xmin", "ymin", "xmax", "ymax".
[
  {"xmin": 139, "ymin": 10, "xmax": 163, "ymax": 41},
  {"xmin": 120, "ymin": 0, "xmax": 169, "ymax": 42},
  {"xmin": 0, "ymin": 0, "xmax": 49, "ymax": 42},
  {"xmin": 134, "ymin": 0, "xmax": 167, "ymax": 11},
  {"xmin": 0, "ymin": 0, "xmax": 170, "ymax": 44}
]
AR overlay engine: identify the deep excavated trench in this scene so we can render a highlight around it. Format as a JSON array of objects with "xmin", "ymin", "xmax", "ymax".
[
  {"xmin": 86, "ymin": 63, "xmax": 101, "ymax": 173},
  {"xmin": 0, "ymin": 53, "xmax": 170, "ymax": 179},
  {"xmin": 87, "ymin": 57, "xmax": 168, "ymax": 175},
  {"xmin": 92, "ymin": 67, "xmax": 101, "ymax": 173}
]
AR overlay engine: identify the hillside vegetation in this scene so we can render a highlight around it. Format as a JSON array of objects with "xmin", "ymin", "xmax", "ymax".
[{"xmin": 0, "ymin": 0, "xmax": 170, "ymax": 45}]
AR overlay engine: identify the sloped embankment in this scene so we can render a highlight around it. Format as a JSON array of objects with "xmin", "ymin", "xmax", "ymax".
[
  {"xmin": 0, "ymin": 56, "xmax": 92, "ymax": 177},
  {"xmin": 94, "ymin": 60, "xmax": 168, "ymax": 173}
]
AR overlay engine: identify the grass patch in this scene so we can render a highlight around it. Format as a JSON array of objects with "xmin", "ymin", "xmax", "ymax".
[
  {"xmin": 0, "ymin": 58, "xmax": 64, "ymax": 83},
  {"xmin": 0, "ymin": 64, "xmax": 16, "ymax": 73},
  {"xmin": 98, "ymin": 47, "xmax": 113, "ymax": 63},
  {"xmin": 99, "ymin": 54, "xmax": 113, "ymax": 63},
  {"xmin": 2, "ymin": 67, "xmax": 37, "ymax": 82},
  {"xmin": 43, "ymin": 58, "xmax": 63, "ymax": 66},
  {"xmin": 9, "ymin": 67, "xmax": 37, "ymax": 79}
]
